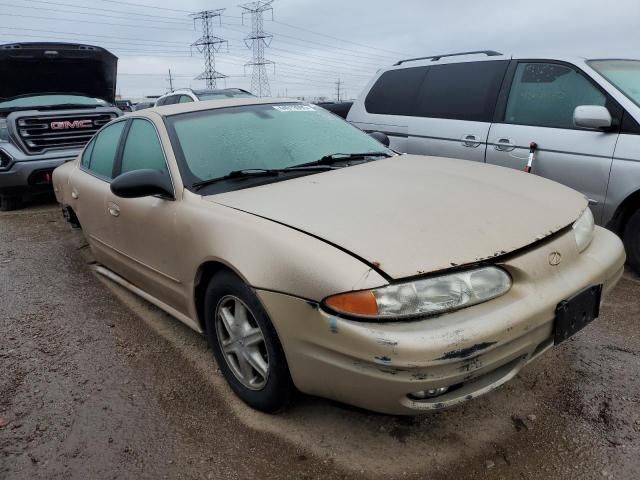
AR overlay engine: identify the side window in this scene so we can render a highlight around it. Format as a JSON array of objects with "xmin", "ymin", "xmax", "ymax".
[
  {"xmin": 81, "ymin": 138, "xmax": 95, "ymax": 168},
  {"xmin": 179, "ymin": 95, "xmax": 194, "ymax": 103},
  {"xmin": 164, "ymin": 95, "xmax": 179, "ymax": 105},
  {"xmin": 120, "ymin": 119, "xmax": 168, "ymax": 175},
  {"xmin": 414, "ymin": 61, "xmax": 508, "ymax": 121},
  {"xmin": 364, "ymin": 66, "xmax": 427, "ymax": 116},
  {"xmin": 156, "ymin": 97, "xmax": 167, "ymax": 106},
  {"xmin": 86, "ymin": 121, "xmax": 126, "ymax": 179},
  {"xmin": 504, "ymin": 62, "xmax": 606, "ymax": 129}
]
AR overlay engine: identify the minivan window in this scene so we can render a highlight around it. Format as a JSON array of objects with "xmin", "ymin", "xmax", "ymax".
[
  {"xmin": 504, "ymin": 62, "xmax": 606, "ymax": 129},
  {"xmin": 87, "ymin": 121, "xmax": 126, "ymax": 179},
  {"xmin": 120, "ymin": 120, "xmax": 167, "ymax": 175},
  {"xmin": 589, "ymin": 59, "xmax": 640, "ymax": 107},
  {"xmin": 414, "ymin": 61, "xmax": 508, "ymax": 121},
  {"xmin": 364, "ymin": 66, "xmax": 426, "ymax": 116},
  {"xmin": 364, "ymin": 61, "xmax": 508, "ymax": 122}
]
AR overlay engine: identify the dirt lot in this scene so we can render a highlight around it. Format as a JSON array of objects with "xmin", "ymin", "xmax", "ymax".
[{"xmin": 1, "ymin": 199, "xmax": 639, "ymax": 480}]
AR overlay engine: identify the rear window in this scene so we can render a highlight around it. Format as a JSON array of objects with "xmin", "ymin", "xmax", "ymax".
[
  {"xmin": 365, "ymin": 61, "xmax": 508, "ymax": 122},
  {"xmin": 364, "ymin": 67, "xmax": 427, "ymax": 116}
]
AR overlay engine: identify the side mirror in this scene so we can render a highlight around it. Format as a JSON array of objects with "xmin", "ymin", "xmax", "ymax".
[
  {"xmin": 574, "ymin": 105, "xmax": 612, "ymax": 130},
  {"xmin": 110, "ymin": 169, "xmax": 174, "ymax": 199},
  {"xmin": 368, "ymin": 131, "xmax": 390, "ymax": 147}
]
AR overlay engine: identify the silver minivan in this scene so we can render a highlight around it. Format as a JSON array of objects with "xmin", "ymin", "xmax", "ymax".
[{"xmin": 347, "ymin": 51, "xmax": 640, "ymax": 272}]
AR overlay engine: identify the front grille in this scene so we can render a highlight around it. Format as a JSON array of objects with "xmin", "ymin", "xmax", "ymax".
[{"xmin": 15, "ymin": 112, "xmax": 117, "ymax": 154}]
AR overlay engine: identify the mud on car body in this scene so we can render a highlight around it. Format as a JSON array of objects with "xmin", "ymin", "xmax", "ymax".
[
  {"xmin": 53, "ymin": 98, "xmax": 625, "ymax": 415},
  {"xmin": 0, "ymin": 42, "xmax": 121, "ymax": 211}
]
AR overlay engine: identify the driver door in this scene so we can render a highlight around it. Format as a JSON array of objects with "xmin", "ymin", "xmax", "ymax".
[{"xmin": 106, "ymin": 118, "xmax": 187, "ymax": 312}]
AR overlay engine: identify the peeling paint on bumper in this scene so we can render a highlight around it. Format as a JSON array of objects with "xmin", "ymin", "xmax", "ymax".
[{"xmin": 257, "ymin": 227, "xmax": 625, "ymax": 415}]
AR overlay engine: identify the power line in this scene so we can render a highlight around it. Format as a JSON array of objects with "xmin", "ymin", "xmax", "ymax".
[
  {"xmin": 239, "ymin": 0, "xmax": 275, "ymax": 97},
  {"xmin": 272, "ymin": 19, "xmax": 409, "ymax": 57},
  {"xmin": 190, "ymin": 9, "xmax": 228, "ymax": 89},
  {"xmin": 0, "ymin": 26, "xmax": 191, "ymax": 46},
  {"xmin": 99, "ymin": 0, "xmax": 192, "ymax": 13},
  {"xmin": 0, "ymin": 12, "xmax": 192, "ymax": 31},
  {"xmin": 16, "ymin": 0, "xmax": 192, "ymax": 24}
]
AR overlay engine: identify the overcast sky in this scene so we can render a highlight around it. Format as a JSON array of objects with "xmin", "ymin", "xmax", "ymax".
[{"xmin": 0, "ymin": 0, "xmax": 638, "ymax": 100}]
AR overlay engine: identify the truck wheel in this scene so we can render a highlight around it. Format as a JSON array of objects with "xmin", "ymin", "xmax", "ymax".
[
  {"xmin": 0, "ymin": 195, "xmax": 20, "ymax": 212},
  {"xmin": 624, "ymin": 209, "xmax": 640, "ymax": 274},
  {"xmin": 204, "ymin": 270, "xmax": 294, "ymax": 413}
]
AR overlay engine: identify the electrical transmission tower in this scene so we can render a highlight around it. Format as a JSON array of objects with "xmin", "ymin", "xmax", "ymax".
[
  {"xmin": 335, "ymin": 78, "xmax": 343, "ymax": 102},
  {"xmin": 239, "ymin": 1, "xmax": 275, "ymax": 97},
  {"xmin": 190, "ymin": 9, "xmax": 228, "ymax": 89}
]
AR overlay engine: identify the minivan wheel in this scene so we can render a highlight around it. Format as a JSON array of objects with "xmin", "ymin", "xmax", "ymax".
[
  {"xmin": 204, "ymin": 271, "xmax": 294, "ymax": 413},
  {"xmin": 623, "ymin": 209, "xmax": 640, "ymax": 274},
  {"xmin": 0, "ymin": 194, "xmax": 20, "ymax": 212}
]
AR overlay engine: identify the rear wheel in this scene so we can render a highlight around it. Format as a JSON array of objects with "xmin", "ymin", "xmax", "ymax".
[
  {"xmin": 623, "ymin": 209, "xmax": 640, "ymax": 273},
  {"xmin": 204, "ymin": 271, "xmax": 294, "ymax": 412},
  {"xmin": 0, "ymin": 194, "xmax": 20, "ymax": 212}
]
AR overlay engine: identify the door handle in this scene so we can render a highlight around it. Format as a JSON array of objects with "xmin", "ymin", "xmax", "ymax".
[
  {"xmin": 107, "ymin": 203, "xmax": 120, "ymax": 217},
  {"xmin": 461, "ymin": 134, "xmax": 482, "ymax": 148},
  {"xmin": 494, "ymin": 138, "xmax": 516, "ymax": 152}
]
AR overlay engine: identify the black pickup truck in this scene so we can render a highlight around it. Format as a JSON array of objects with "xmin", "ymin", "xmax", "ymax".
[{"xmin": 0, "ymin": 43, "xmax": 121, "ymax": 210}]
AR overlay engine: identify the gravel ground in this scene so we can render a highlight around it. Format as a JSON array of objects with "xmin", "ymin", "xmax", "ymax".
[{"xmin": 1, "ymin": 199, "xmax": 639, "ymax": 480}]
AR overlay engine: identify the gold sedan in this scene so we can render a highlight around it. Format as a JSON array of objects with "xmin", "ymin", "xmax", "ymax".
[{"xmin": 53, "ymin": 98, "xmax": 625, "ymax": 415}]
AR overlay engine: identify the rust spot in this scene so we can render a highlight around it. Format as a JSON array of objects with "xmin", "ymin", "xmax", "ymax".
[
  {"xmin": 372, "ymin": 261, "xmax": 381, "ymax": 268},
  {"xmin": 329, "ymin": 317, "xmax": 338, "ymax": 334},
  {"xmin": 375, "ymin": 337, "xmax": 398, "ymax": 347},
  {"xmin": 438, "ymin": 342, "xmax": 496, "ymax": 360},
  {"xmin": 374, "ymin": 355, "xmax": 392, "ymax": 365}
]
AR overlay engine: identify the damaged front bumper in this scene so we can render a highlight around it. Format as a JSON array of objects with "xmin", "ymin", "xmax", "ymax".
[{"xmin": 257, "ymin": 226, "xmax": 625, "ymax": 415}]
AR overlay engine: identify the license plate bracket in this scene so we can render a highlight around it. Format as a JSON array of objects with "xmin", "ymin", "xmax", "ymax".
[{"xmin": 554, "ymin": 284, "xmax": 602, "ymax": 345}]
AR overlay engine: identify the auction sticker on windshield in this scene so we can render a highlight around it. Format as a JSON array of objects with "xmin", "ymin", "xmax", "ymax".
[{"xmin": 272, "ymin": 105, "xmax": 316, "ymax": 112}]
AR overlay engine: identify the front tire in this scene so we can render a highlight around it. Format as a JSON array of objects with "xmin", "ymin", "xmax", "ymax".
[
  {"xmin": 204, "ymin": 271, "xmax": 294, "ymax": 413},
  {"xmin": 624, "ymin": 209, "xmax": 640, "ymax": 274}
]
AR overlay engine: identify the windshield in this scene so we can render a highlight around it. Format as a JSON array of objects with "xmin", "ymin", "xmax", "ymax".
[
  {"xmin": 197, "ymin": 92, "xmax": 255, "ymax": 101},
  {"xmin": 167, "ymin": 103, "xmax": 391, "ymax": 187},
  {"xmin": 0, "ymin": 94, "xmax": 108, "ymax": 109},
  {"xmin": 589, "ymin": 60, "xmax": 640, "ymax": 107}
]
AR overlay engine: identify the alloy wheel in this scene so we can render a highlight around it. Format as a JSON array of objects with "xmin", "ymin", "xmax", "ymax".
[{"xmin": 214, "ymin": 295, "xmax": 270, "ymax": 390}]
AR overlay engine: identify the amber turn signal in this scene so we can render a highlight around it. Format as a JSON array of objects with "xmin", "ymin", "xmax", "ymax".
[{"xmin": 324, "ymin": 290, "xmax": 379, "ymax": 317}]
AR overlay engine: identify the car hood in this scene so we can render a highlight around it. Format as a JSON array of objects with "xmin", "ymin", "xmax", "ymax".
[
  {"xmin": 0, "ymin": 43, "xmax": 118, "ymax": 103},
  {"xmin": 206, "ymin": 155, "xmax": 587, "ymax": 280}
]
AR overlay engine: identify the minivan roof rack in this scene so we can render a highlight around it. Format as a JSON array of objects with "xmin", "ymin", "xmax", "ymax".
[{"xmin": 393, "ymin": 50, "xmax": 503, "ymax": 66}]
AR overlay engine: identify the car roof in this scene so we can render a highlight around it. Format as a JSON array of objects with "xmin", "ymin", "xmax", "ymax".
[
  {"xmin": 384, "ymin": 51, "xmax": 639, "ymax": 71},
  {"xmin": 136, "ymin": 97, "xmax": 300, "ymax": 118}
]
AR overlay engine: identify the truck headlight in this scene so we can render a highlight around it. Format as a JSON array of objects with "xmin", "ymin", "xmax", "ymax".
[
  {"xmin": 323, "ymin": 266, "xmax": 512, "ymax": 320},
  {"xmin": 573, "ymin": 208, "xmax": 595, "ymax": 253}
]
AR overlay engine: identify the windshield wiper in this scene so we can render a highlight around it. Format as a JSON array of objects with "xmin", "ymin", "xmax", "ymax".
[
  {"xmin": 191, "ymin": 167, "xmax": 333, "ymax": 191},
  {"xmin": 291, "ymin": 151, "xmax": 392, "ymax": 169}
]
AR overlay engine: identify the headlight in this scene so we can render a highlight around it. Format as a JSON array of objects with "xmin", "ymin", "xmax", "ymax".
[
  {"xmin": 572, "ymin": 208, "xmax": 595, "ymax": 253},
  {"xmin": 0, "ymin": 119, "xmax": 9, "ymax": 142},
  {"xmin": 323, "ymin": 266, "xmax": 512, "ymax": 320}
]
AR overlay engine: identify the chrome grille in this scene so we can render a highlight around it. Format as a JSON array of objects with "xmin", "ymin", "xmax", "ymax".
[{"xmin": 15, "ymin": 112, "xmax": 116, "ymax": 154}]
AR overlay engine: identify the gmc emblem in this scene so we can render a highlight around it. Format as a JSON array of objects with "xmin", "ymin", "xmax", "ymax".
[{"xmin": 50, "ymin": 120, "xmax": 93, "ymax": 130}]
